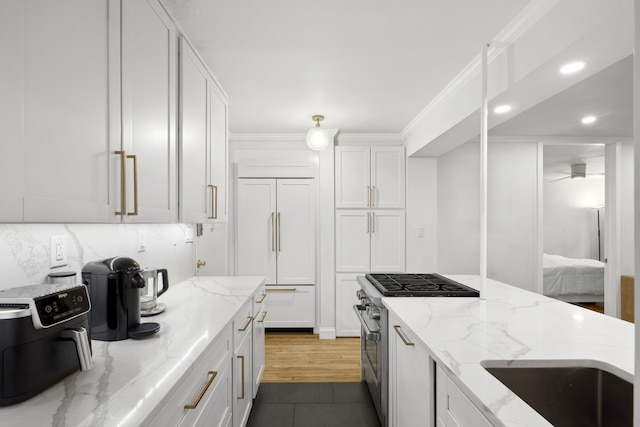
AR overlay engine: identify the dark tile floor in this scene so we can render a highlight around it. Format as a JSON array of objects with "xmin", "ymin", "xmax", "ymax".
[{"xmin": 247, "ymin": 382, "xmax": 381, "ymax": 427}]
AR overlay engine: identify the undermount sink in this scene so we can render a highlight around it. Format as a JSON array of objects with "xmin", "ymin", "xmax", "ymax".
[{"xmin": 482, "ymin": 361, "xmax": 633, "ymax": 427}]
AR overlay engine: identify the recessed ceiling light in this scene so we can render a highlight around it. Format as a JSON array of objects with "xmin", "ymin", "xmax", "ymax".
[
  {"xmin": 581, "ymin": 115, "xmax": 596, "ymax": 124},
  {"xmin": 560, "ymin": 61, "xmax": 586, "ymax": 74},
  {"xmin": 493, "ymin": 105, "xmax": 512, "ymax": 114}
]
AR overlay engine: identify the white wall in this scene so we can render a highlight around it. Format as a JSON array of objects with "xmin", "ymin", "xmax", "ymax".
[
  {"xmin": 0, "ymin": 223, "xmax": 197, "ymax": 291},
  {"xmin": 620, "ymin": 142, "xmax": 635, "ymax": 275},
  {"xmin": 437, "ymin": 142, "xmax": 480, "ymax": 274},
  {"xmin": 487, "ymin": 142, "xmax": 538, "ymax": 291},
  {"xmin": 543, "ymin": 173, "xmax": 605, "ymax": 260},
  {"xmin": 437, "ymin": 140, "xmax": 538, "ymax": 290},
  {"xmin": 406, "ymin": 157, "xmax": 438, "ymax": 272}
]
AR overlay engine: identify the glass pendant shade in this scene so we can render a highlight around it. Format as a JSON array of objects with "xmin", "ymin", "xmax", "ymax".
[{"xmin": 305, "ymin": 126, "xmax": 330, "ymax": 151}]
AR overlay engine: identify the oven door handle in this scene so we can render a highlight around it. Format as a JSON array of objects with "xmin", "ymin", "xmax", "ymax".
[{"xmin": 353, "ymin": 305, "xmax": 381, "ymax": 341}]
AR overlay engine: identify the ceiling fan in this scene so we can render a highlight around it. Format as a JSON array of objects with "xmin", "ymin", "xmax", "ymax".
[{"xmin": 551, "ymin": 163, "xmax": 605, "ymax": 182}]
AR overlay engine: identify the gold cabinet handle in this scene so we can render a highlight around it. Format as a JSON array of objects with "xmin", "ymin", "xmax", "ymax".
[
  {"xmin": 271, "ymin": 212, "xmax": 275, "ymax": 252},
  {"xmin": 257, "ymin": 311, "xmax": 268, "ymax": 323},
  {"xmin": 366, "ymin": 185, "xmax": 370, "ymax": 207},
  {"xmin": 115, "ymin": 151, "xmax": 127, "ymax": 215},
  {"xmin": 184, "ymin": 371, "xmax": 217, "ymax": 409},
  {"xmin": 197, "ymin": 259, "xmax": 206, "ymax": 268},
  {"xmin": 372, "ymin": 212, "xmax": 376, "ymax": 233},
  {"xmin": 208, "ymin": 185, "xmax": 217, "ymax": 219},
  {"xmin": 371, "ymin": 185, "xmax": 376, "ymax": 207},
  {"xmin": 257, "ymin": 293, "xmax": 267, "ymax": 303},
  {"xmin": 367, "ymin": 212, "xmax": 370, "ymax": 234},
  {"xmin": 237, "ymin": 355, "xmax": 245, "ymax": 399},
  {"xmin": 277, "ymin": 212, "xmax": 281, "ymax": 251},
  {"xmin": 127, "ymin": 154, "xmax": 138, "ymax": 216},
  {"xmin": 265, "ymin": 287, "xmax": 297, "ymax": 292},
  {"xmin": 394, "ymin": 325, "xmax": 415, "ymax": 346},
  {"xmin": 238, "ymin": 316, "xmax": 253, "ymax": 332}
]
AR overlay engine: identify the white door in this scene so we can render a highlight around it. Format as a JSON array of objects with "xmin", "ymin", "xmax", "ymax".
[
  {"xmin": 122, "ymin": 0, "xmax": 177, "ymax": 223},
  {"xmin": 179, "ymin": 38, "xmax": 210, "ymax": 223},
  {"xmin": 335, "ymin": 211, "xmax": 371, "ymax": 272},
  {"xmin": 21, "ymin": 0, "xmax": 116, "ymax": 222},
  {"xmin": 236, "ymin": 179, "xmax": 277, "ymax": 284},
  {"xmin": 335, "ymin": 146, "xmax": 370, "ymax": 208},
  {"xmin": 371, "ymin": 146, "xmax": 405, "ymax": 209},
  {"xmin": 276, "ymin": 179, "xmax": 315, "ymax": 284},
  {"xmin": 208, "ymin": 84, "xmax": 228, "ymax": 222},
  {"xmin": 371, "ymin": 210, "xmax": 405, "ymax": 272},
  {"xmin": 335, "ymin": 274, "xmax": 362, "ymax": 337}
]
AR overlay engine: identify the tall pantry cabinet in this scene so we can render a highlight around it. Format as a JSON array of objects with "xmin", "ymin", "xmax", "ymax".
[
  {"xmin": 334, "ymin": 146, "xmax": 406, "ymax": 336},
  {"xmin": 236, "ymin": 177, "xmax": 316, "ymax": 328}
]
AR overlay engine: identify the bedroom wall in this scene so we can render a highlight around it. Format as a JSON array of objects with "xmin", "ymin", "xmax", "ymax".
[
  {"xmin": 543, "ymin": 170, "xmax": 605, "ymax": 260},
  {"xmin": 436, "ymin": 140, "xmax": 538, "ymax": 291}
]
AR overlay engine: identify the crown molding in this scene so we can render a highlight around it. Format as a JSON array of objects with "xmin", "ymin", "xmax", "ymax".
[
  {"xmin": 400, "ymin": 0, "xmax": 558, "ymax": 139},
  {"xmin": 230, "ymin": 131, "xmax": 404, "ymax": 147}
]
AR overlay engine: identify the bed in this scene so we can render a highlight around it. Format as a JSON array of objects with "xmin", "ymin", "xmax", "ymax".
[{"xmin": 543, "ymin": 253, "xmax": 605, "ymax": 302}]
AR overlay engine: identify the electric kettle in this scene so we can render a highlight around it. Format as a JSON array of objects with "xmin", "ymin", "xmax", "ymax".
[{"xmin": 139, "ymin": 267, "xmax": 169, "ymax": 316}]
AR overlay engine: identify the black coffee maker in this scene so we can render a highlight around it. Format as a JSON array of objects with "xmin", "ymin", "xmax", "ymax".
[{"xmin": 82, "ymin": 257, "xmax": 160, "ymax": 341}]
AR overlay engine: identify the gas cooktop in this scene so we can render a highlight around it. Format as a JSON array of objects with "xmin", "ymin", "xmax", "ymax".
[{"xmin": 365, "ymin": 273, "xmax": 480, "ymax": 297}]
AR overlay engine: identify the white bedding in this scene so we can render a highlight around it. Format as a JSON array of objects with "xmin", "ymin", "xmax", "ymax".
[{"xmin": 543, "ymin": 253, "xmax": 605, "ymax": 297}]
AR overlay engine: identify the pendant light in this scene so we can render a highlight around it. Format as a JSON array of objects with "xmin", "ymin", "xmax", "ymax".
[{"xmin": 305, "ymin": 115, "xmax": 331, "ymax": 151}]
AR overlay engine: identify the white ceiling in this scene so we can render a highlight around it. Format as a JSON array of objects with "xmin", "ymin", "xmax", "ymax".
[{"xmin": 160, "ymin": 0, "xmax": 530, "ymax": 134}]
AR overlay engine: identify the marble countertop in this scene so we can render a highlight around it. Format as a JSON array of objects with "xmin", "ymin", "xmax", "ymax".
[
  {"xmin": 383, "ymin": 275, "xmax": 634, "ymax": 427},
  {"xmin": 0, "ymin": 276, "xmax": 266, "ymax": 427}
]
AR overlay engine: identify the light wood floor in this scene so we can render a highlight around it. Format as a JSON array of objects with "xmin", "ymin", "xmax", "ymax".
[{"xmin": 262, "ymin": 331, "xmax": 362, "ymax": 382}]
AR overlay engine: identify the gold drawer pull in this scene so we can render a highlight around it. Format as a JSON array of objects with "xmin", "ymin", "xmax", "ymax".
[
  {"xmin": 257, "ymin": 293, "xmax": 267, "ymax": 303},
  {"xmin": 208, "ymin": 184, "xmax": 218, "ymax": 219},
  {"xmin": 393, "ymin": 325, "xmax": 414, "ymax": 346},
  {"xmin": 115, "ymin": 150, "xmax": 127, "ymax": 215},
  {"xmin": 257, "ymin": 311, "xmax": 268, "ymax": 323},
  {"xmin": 184, "ymin": 371, "xmax": 217, "ymax": 409},
  {"xmin": 265, "ymin": 288, "xmax": 297, "ymax": 292},
  {"xmin": 238, "ymin": 316, "xmax": 253, "ymax": 332},
  {"xmin": 127, "ymin": 154, "xmax": 138, "ymax": 216}
]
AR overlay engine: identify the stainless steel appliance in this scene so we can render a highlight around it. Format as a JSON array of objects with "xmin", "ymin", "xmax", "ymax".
[
  {"xmin": 0, "ymin": 284, "xmax": 93, "ymax": 406},
  {"xmin": 139, "ymin": 267, "xmax": 169, "ymax": 316},
  {"xmin": 355, "ymin": 273, "xmax": 479, "ymax": 427},
  {"xmin": 82, "ymin": 257, "xmax": 160, "ymax": 341}
]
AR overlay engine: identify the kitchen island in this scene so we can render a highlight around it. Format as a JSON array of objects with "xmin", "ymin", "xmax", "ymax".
[
  {"xmin": 384, "ymin": 275, "xmax": 634, "ymax": 426},
  {"xmin": 0, "ymin": 276, "xmax": 265, "ymax": 427}
]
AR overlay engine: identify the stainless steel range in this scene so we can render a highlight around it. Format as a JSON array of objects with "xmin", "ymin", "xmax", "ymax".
[{"xmin": 354, "ymin": 273, "xmax": 479, "ymax": 427}]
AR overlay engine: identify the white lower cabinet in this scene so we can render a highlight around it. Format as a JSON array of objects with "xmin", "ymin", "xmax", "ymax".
[
  {"xmin": 435, "ymin": 364, "xmax": 492, "ymax": 427},
  {"xmin": 233, "ymin": 301, "xmax": 254, "ymax": 427},
  {"xmin": 263, "ymin": 285, "xmax": 315, "ymax": 328},
  {"xmin": 335, "ymin": 274, "xmax": 361, "ymax": 337},
  {"xmin": 252, "ymin": 304, "xmax": 266, "ymax": 398},
  {"xmin": 146, "ymin": 326, "xmax": 232, "ymax": 427},
  {"xmin": 388, "ymin": 313, "xmax": 433, "ymax": 427}
]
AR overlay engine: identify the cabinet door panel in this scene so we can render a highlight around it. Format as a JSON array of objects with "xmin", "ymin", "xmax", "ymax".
[
  {"xmin": 209, "ymin": 84, "xmax": 228, "ymax": 222},
  {"xmin": 252, "ymin": 306, "xmax": 266, "ymax": 397},
  {"xmin": 335, "ymin": 274, "xmax": 362, "ymax": 337},
  {"xmin": 263, "ymin": 286, "xmax": 315, "ymax": 328},
  {"xmin": 371, "ymin": 147, "xmax": 405, "ymax": 209},
  {"xmin": 335, "ymin": 211, "xmax": 370, "ymax": 272},
  {"xmin": 371, "ymin": 210, "xmax": 405, "ymax": 272},
  {"xmin": 122, "ymin": 0, "xmax": 176, "ymax": 222},
  {"xmin": 180, "ymin": 38, "xmax": 209, "ymax": 223},
  {"xmin": 236, "ymin": 179, "xmax": 277, "ymax": 284},
  {"xmin": 276, "ymin": 179, "xmax": 315, "ymax": 284},
  {"xmin": 22, "ymin": 0, "xmax": 114, "ymax": 222},
  {"xmin": 233, "ymin": 334, "xmax": 252, "ymax": 427},
  {"xmin": 335, "ymin": 147, "xmax": 370, "ymax": 208}
]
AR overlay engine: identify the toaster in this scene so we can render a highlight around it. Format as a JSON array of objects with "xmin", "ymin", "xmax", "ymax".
[{"xmin": 0, "ymin": 283, "xmax": 93, "ymax": 406}]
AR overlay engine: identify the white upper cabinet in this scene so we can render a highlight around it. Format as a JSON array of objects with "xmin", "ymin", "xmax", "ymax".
[
  {"xmin": 236, "ymin": 179, "xmax": 316, "ymax": 285},
  {"xmin": 16, "ymin": 0, "xmax": 117, "ymax": 222},
  {"xmin": 335, "ymin": 146, "xmax": 405, "ymax": 209},
  {"xmin": 179, "ymin": 38, "xmax": 229, "ymax": 224},
  {"xmin": 1, "ymin": 0, "xmax": 182, "ymax": 223},
  {"xmin": 120, "ymin": 0, "xmax": 177, "ymax": 223}
]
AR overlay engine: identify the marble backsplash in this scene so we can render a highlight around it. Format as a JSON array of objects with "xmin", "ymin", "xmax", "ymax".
[{"xmin": 0, "ymin": 223, "xmax": 198, "ymax": 291}]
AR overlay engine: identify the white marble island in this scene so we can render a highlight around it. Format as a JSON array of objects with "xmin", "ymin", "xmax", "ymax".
[
  {"xmin": 384, "ymin": 275, "xmax": 634, "ymax": 427},
  {"xmin": 0, "ymin": 276, "xmax": 265, "ymax": 427}
]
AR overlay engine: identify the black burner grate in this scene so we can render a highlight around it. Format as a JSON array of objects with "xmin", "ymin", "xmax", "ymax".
[{"xmin": 365, "ymin": 273, "xmax": 479, "ymax": 297}]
